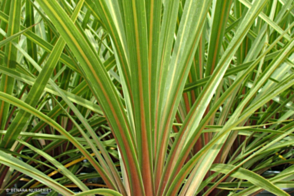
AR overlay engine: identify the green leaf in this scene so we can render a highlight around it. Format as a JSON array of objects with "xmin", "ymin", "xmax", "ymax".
[
  {"xmin": 0, "ymin": 150, "xmax": 74, "ymax": 195},
  {"xmin": 34, "ymin": 1, "xmax": 143, "ymax": 195},
  {"xmin": 18, "ymin": 140, "xmax": 89, "ymax": 191},
  {"xmin": 73, "ymin": 189, "xmax": 122, "ymax": 196},
  {"xmin": 0, "ymin": 0, "xmax": 21, "ymax": 130},
  {"xmin": 0, "ymin": 0, "xmax": 84, "ymax": 149},
  {"xmin": 0, "ymin": 24, "xmax": 36, "ymax": 48},
  {"xmin": 211, "ymin": 164, "xmax": 289, "ymax": 196},
  {"xmin": 0, "ymin": 91, "xmax": 114, "ymax": 190}
]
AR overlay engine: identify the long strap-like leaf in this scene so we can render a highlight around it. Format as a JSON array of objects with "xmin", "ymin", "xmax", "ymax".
[
  {"xmin": 0, "ymin": 0, "xmax": 84, "ymax": 149},
  {"xmin": 162, "ymin": 1, "xmax": 269, "ymax": 195},
  {"xmin": 0, "ymin": 0, "xmax": 20, "ymax": 130},
  {"xmin": 0, "ymin": 151, "xmax": 74, "ymax": 195},
  {"xmin": 35, "ymin": 1, "xmax": 143, "ymax": 195}
]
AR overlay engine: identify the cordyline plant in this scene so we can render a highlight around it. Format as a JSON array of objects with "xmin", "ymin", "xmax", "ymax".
[{"xmin": 0, "ymin": 0, "xmax": 294, "ymax": 195}]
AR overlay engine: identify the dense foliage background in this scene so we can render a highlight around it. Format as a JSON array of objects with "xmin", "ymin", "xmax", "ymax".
[{"xmin": 1, "ymin": 0, "xmax": 294, "ymax": 195}]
